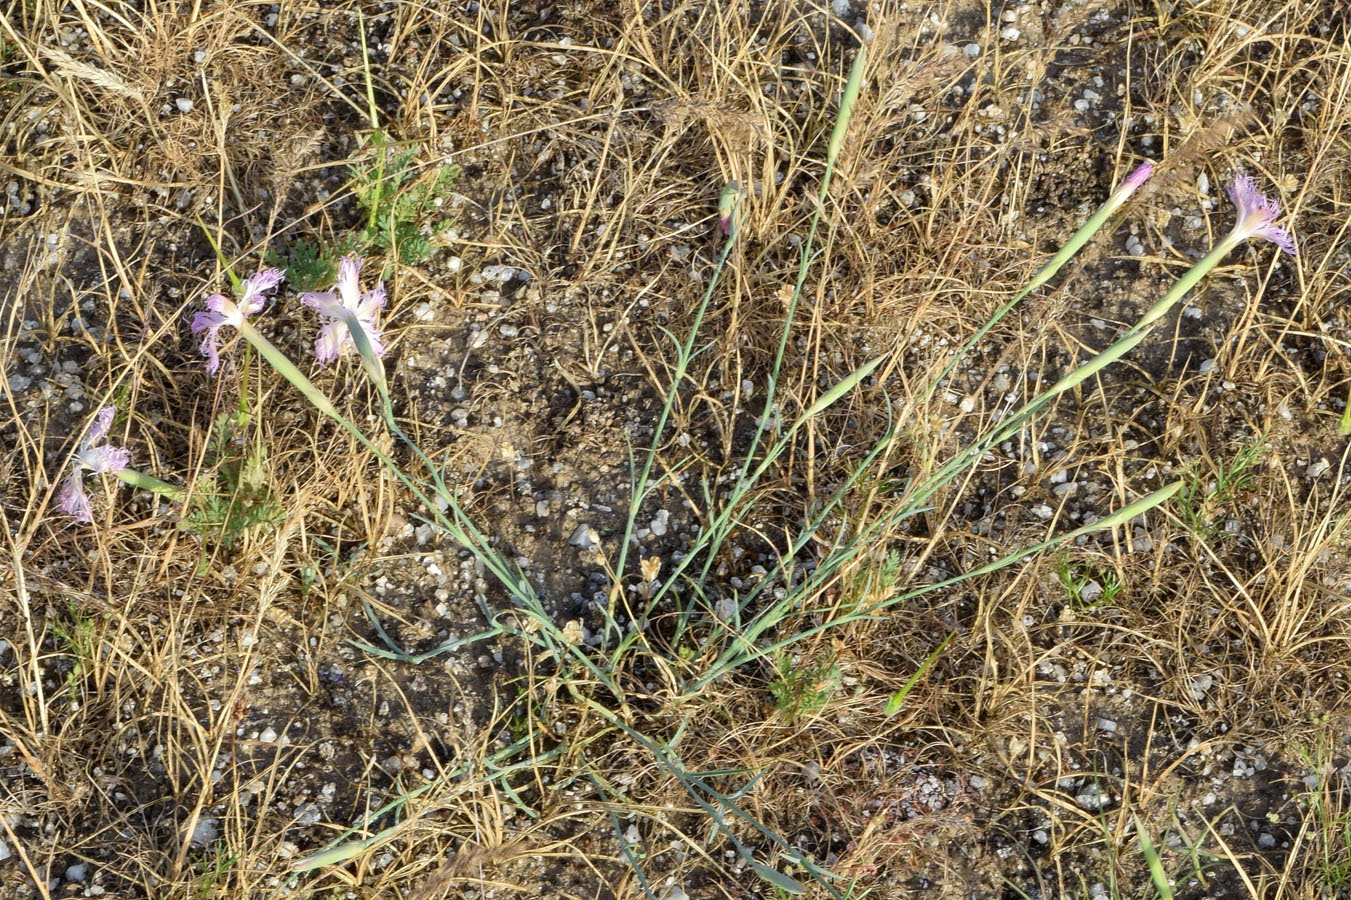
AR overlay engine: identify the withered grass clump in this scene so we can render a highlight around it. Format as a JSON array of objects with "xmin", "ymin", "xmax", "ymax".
[{"xmin": 3, "ymin": 0, "xmax": 1351, "ymax": 898}]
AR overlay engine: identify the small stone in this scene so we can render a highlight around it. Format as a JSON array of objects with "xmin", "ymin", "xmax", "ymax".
[
  {"xmin": 964, "ymin": 43, "xmax": 981, "ymax": 57},
  {"xmin": 191, "ymin": 817, "xmax": 220, "ymax": 847},
  {"xmin": 259, "ymin": 726, "xmax": 278, "ymax": 744},
  {"xmin": 569, "ymin": 524, "xmax": 598, "ymax": 550},
  {"xmin": 649, "ymin": 509, "xmax": 670, "ymax": 537},
  {"xmin": 65, "ymin": 863, "xmax": 87, "ymax": 883},
  {"xmin": 0, "ymin": 840, "xmax": 8, "ymax": 862},
  {"xmin": 1258, "ymin": 833, "xmax": 1276, "ymax": 849},
  {"xmin": 1000, "ymin": 26, "xmax": 1021, "ymax": 40},
  {"xmin": 1076, "ymin": 783, "xmax": 1108, "ymax": 811},
  {"xmin": 175, "ymin": 97, "xmax": 194, "ymax": 113},
  {"xmin": 1307, "ymin": 458, "xmax": 1331, "ymax": 478}
]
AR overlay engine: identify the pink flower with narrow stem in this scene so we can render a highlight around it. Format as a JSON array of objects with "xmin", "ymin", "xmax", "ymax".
[
  {"xmin": 57, "ymin": 405, "xmax": 131, "ymax": 523},
  {"xmin": 190, "ymin": 268, "xmax": 284, "ymax": 374},
  {"xmin": 300, "ymin": 256, "xmax": 387, "ymax": 365},
  {"xmin": 1226, "ymin": 173, "xmax": 1296, "ymax": 255}
]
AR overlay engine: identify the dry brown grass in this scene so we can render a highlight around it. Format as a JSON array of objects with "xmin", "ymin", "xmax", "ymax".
[{"xmin": 3, "ymin": 0, "xmax": 1351, "ymax": 898}]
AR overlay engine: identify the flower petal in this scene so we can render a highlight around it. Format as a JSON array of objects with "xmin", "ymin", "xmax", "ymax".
[
  {"xmin": 58, "ymin": 473, "xmax": 93, "ymax": 524},
  {"xmin": 337, "ymin": 256, "xmax": 364, "ymax": 309},
  {"xmin": 358, "ymin": 317, "xmax": 386, "ymax": 357},
  {"xmin": 190, "ymin": 308, "xmax": 229, "ymax": 335},
  {"xmin": 300, "ymin": 290, "xmax": 343, "ymax": 318},
  {"xmin": 239, "ymin": 267, "xmax": 284, "ymax": 316},
  {"xmin": 86, "ymin": 405, "xmax": 117, "ymax": 444},
  {"xmin": 1258, "ymin": 223, "xmax": 1297, "ymax": 256},
  {"xmin": 314, "ymin": 320, "xmax": 347, "ymax": 365},
  {"xmin": 84, "ymin": 444, "xmax": 131, "ymax": 474},
  {"xmin": 1119, "ymin": 162, "xmax": 1153, "ymax": 195},
  {"xmin": 203, "ymin": 293, "xmax": 241, "ymax": 321},
  {"xmin": 199, "ymin": 326, "xmax": 223, "ymax": 375},
  {"xmin": 1227, "ymin": 173, "xmax": 1297, "ymax": 255},
  {"xmin": 356, "ymin": 282, "xmax": 387, "ymax": 319}
]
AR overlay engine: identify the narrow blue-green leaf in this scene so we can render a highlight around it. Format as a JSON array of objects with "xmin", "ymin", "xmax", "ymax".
[
  {"xmin": 750, "ymin": 860, "xmax": 806, "ymax": 895},
  {"xmin": 799, "ymin": 355, "xmax": 885, "ymax": 420}
]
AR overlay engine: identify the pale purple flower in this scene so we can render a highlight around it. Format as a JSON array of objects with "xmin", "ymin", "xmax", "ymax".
[
  {"xmin": 57, "ymin": 405, "xmax": 131, "ymax": 523},
  {"xmin": 190, "ymin": 267, "xmax": 284, "ymax": 374},
  {"xmin": 300, "ymin": 256, "xmax": 387, "ymax": 365},
  {"xmin": 1226, "ymin": 173, "xmax": 1296, "ymax": 255}
]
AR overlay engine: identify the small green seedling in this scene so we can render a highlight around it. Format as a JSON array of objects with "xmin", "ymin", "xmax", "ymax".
[
  {"xmin": 51, "ymin": 602, "xmax": 99, "ymax": 699},
  {"xmin": 267, "ymin": 237, "xmax": 336, "ymax": 293},
  {"xmin": 1174, "ymin": 436, "xmax": 1264, "ymax": 539},
  {"xmin": 182, "ymin": 410, "xmax": 286, "ymax": 557},
  {"xmin": 769, "ymin": 649, "xmax": 840, "ymax": 721},
  {"xmin": 1054, "ymin": 552, "xmax": 1125, "ymax": 611},
  {"xmin": 352, "ymin": 132, "xmax": 460, "ymax": 269}
]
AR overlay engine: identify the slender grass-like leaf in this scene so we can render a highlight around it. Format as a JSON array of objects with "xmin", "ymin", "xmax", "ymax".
[
  {"xmin": 1138, "ymin": 817, "xmax": 1176, "ymax": 900},
  {"xmin": 884, "ymin": 633, "xmax": 952, "ymax": 717}
]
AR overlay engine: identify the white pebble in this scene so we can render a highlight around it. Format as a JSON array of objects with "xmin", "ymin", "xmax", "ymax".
[{"xmin": 175, "ymin": 97, "xmax": 193, "ymax": 113}]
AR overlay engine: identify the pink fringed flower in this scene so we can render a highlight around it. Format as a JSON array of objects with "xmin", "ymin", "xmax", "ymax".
[
  {"xmin": 58, "ymin": 405, "xmax": 131, "ymax": 523},
  {"xmin": 300, "ymin": 256, "xmax": 387, "ymax": 365},
  {"xmin": 1226, "ymin": 173, "xmax": 1297, "ymax": 256},
  {"xmin": 190, "ymin": 268, "xmax": 284, "ymax": 374}
]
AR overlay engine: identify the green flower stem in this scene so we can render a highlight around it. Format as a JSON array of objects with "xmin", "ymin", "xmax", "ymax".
[
  {"xmin": 909, "ymin": 238, "xmax": 1242, "ymax": 516},
  {"xmin": 114, "ymin": 468, "xmax": 184, "ymax": 502},
  {"xmin": 237, "ymin": 320, "xmax": 343, "ymax": 420},
  {"xmin": 1130, "ymin": 235, "xmax": 1238, "ymax": 335},
  {"xmin": 740, "ymin": 46, "xmax": 867, "ymax": 485},
  {"xmin": 193, "ymin": 215, "xmax": 242, "ymax": 294},
  {"xmin": 690, "ymin": 480, "xmax": 1183, "ymax": 692},
  {"xmin": 926, "ymin": 172, "xmax": 1149, "ymax": 401},
  {"xmin": 239, "ymin": 318, "xmax": 535, "ymax": 605}
]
